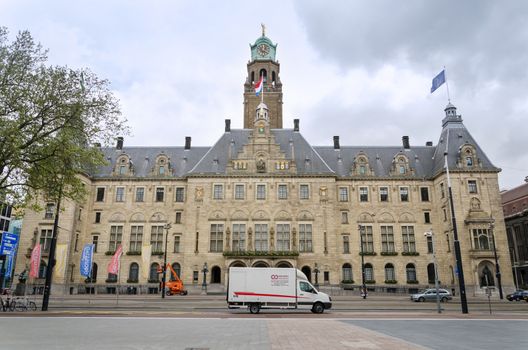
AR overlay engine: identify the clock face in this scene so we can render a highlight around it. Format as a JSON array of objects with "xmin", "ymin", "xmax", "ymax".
[{"xmin": 257, "ymin": 44, "xmax": 270, "ymax": 56}]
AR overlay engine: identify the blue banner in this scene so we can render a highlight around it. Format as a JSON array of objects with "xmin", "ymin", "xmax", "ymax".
[
  {"xmin": 80, "ymin": 244, "xmax": 95, "ymax": 277},
  {"xmin": 430, "ymin": 69, "xmax": 446, "ymax": 93},
  {"xmin": 0, "ymin": 231, "xmax": 19, "ymax": 256}
]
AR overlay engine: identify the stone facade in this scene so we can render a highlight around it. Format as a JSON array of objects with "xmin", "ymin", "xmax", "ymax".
[{"xmin": 13, "ymin": 31, "xmax": 514, "ymax": 297}]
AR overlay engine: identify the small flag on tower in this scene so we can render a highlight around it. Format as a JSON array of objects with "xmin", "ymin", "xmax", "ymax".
[
  {"xmin": 431, "ymin": 70, "xmax": 446, "ymax": 93},
  {"xmin": 255, "ymin": 75, "xmax": 264, "ymax": 96}
]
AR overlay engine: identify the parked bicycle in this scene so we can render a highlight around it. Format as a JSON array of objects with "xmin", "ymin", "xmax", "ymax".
[{"xmin": 13, "ymin": 297, "xmax": 37, "ymax": 312}]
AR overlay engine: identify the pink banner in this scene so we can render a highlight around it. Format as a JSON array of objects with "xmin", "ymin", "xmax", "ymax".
[
  {"xmin": 29, "ymin": 243, "xmax": 41, "ymax": 278},
  {"xmin": 107, "ymin": 244, "xmax": 123, "ymax": 275}
]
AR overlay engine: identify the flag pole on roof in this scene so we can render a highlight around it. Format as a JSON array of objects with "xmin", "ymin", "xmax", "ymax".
[{"xmin": 431, "ymin": 67, "xmax": 451, "ymax": 103}]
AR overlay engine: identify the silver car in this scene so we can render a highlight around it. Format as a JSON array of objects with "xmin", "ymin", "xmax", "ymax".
[{"xmin": 411, "ymin": 288, "xmax": 452, "ymax": 302}]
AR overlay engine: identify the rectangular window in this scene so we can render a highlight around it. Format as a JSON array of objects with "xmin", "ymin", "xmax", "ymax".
[
  {"xmin": 135, "ymin": 187, "xmax": 145, "ymax": 202},
  {"xmin": 468, "ymin": 180, "xmax": 478, "ymax": 194},
  {"xmin": 115, "ymin": 187, "xmax": 125, "ymax": 202},
  {"xmin": 150, "ymin": 226, "xmax": 164, "ymax": 252},
  {"xmin": 44, "ymin": 203, "xmax": 55, "ymax": 219},
  {"xmin": 420, "ymin": 187, "xmax": 429, "ymax": 201},
  {"xmin": 40, "ymin": 229, "xmax": 53, "ymax": 253},
  {"xmin": 446, "ymin": 233, "xmax": 451, "ymax": 252},
  {"xmin": 129, "ymin": 226, "xmax": 143, "ymax": 252},
  {"xmin": 339, "ymin": 187, "xmax": 349, "ymax": 202},
  {"xmin": 213, "ymin": 184, "xmax": 224, "ymax": 200},
  {"xmin": 276, "ymin": 224, "xmax": 290, "ymax": 251},
  {"xmin": 255, "ymin": 224, "xmax": 268, "ymax": 251},
  {"xmin": 472, "ymin": 228, "xmax": 492, "ymax": 250},
  {"xmin": 343, "ymin": 235, "xmax": 350, "ymax": 254},
  {"xmin": 443, "ymin": 208, "xmax": 448, "ymax": 221},
  {"xmin": 427, "ymin": 236, "xmax": 434, "ymax": 253},
  {"xmin": 299, "ymin": 184, "xmax": 309, "ymax": 199},
  {"xmin": 158, "ymin": 165, "xmax": 165, "ymax": 175},
  {"xmin": 95, "ymin": 212, "xmax": 101, "ymax": 223},
  {"xmin": 193, "ymin": 271, "xmax": 199, "ymax": 283},
  {"xmin": 365, "ymin": 266, "xmax": 373, "ymax": 281},
  {"xmin": 234, "ymin": 184, "xmax": 245, "ymax": 200},
  {"xmin": 400, "ymin": 187, "xmax": 409, "ymax": 202},
  {"xmin": 402, "ymin": 226, "xmax": 416, "ymax": 253},
  {"xmin": 324, "ymin": 271, "xmax": 330, "ymax": 283},
  {"xmin": 379, "ymin": 187, "xmax": 389, "ymax": 202},
  {"xmin": 174, "ymin": 235, "xmax": 180, "ymax": 253},
  {"xmin": 440, "ymin": 183, "xmax": 445, "ymax": 199},
  {"xmin": 155, "ymin": 187, "xmax": 165, "ymax": 202},
  {"xmin": 359, "ymin": 187, "xmax": 369, "ymax": 202},
  {"xmin": 424, "ymin": 212, "xmax": 431, "ymax": 224},
  {"xmin": 341, "ymin": 211, "xmax": 349, "ymax": 224},
  {"xmin": 278, "ymin": 184, "xmax": 288, "ymax": 200},
  {"xmin": 210, "ymin": 224, "xmax": 224, "ymax": 252},
  {"xmin": 232, "ymin": 224, "xmax": 246, "ymax": 251},
  {"xmin": 109, "ymin": 225, "xmax": 123, "ymax": 252},
  {"xmin": 175, "ymin": 211, "xmax": 182, "ymax": 224},
  {"xmin": 74, "ymin": 233, "xmax": 79, "ymax": 252},
  {"xmin": 360, "ymin": 226, "xmax": 374, "ymax": 253},
  {"xmin": 175, "ymin": 187, "xmax": 185, "ymax": 202},
  {"xmin": 381, "ymin": 226, "xmax": 395, "ymax": 253},
  {"xmin": 92, "ymin": 235, "xmax": 99, "ymax": 253},
  {"xmin": 96, "ymin": 187, "xmax": 105, "ymax": 202},
  {"xmin": 299, "ymin": 224, "xmax": 313, "ymax": 252},
  {"xmin": 119, "ymin": 165, "xmax": 126, "ymax": 175},
  {"xmin": 256, "ymin": 184, "xmax": 266, "ymax": 200}
]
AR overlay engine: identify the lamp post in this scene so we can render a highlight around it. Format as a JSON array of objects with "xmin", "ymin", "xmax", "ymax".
[
  {"xmin": 161, "ymin": 223, "xmax": 171, "ymax": 299},
  {"xmin": 202, "ymin": 262, "xmax": 208, "ymax": 294},
  {"xmin": 314, "ymin": 263, "xmax": 320, "ymax": 288},
  {"xmin": 425, "ymin": 230, "xmax": 441, "ymax": 314},
  {"xmin": 489, "ymin": 220, "xmax": 503, "ymax": 300},
  {"xmin": 358, "ymin": 225, "xmax": 367, "ymax": 299}
]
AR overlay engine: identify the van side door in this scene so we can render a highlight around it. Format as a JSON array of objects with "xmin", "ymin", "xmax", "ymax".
[{"xmin": 298, "ymin": 281, "xmax": 317, "ymax": 309}]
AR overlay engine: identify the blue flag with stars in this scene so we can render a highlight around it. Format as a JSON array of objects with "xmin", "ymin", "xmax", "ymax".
[{"xmin": 431, "ymin": 70, "xmax": 445, "ymax": 93}]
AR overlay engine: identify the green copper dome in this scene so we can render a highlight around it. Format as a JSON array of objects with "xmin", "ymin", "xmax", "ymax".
[{"xmin": 250, "ymin": 34, "xmax": 277, "ymax": 61}]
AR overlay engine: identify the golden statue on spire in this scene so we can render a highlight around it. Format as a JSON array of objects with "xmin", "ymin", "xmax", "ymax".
[{"xmin": 261, "ymin": 23, "xmax": 266, "ymax": 36}]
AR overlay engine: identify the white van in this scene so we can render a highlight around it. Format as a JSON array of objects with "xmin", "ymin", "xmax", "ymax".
[{"xmin": 227, "ymin": 267, "xmax": 332, "ymax": 313}]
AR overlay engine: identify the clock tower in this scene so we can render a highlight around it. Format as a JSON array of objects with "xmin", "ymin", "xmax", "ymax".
[{"xmin": 243, "ymin": 26, "xmax": 283, "ymax": 129}]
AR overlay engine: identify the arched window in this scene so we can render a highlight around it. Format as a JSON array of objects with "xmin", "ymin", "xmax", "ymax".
[
  {"xmin": 342, "ymin": 263, "xmax": 353, "ymax": 282},
  {"xmin": 149, "ymin": 263, "xmax": 160, "ymax": 282},
  {"xmin": 301, "ymin": 266, "xmax": 312, "ymax": 283},
  {"xmin": 251, "ymin": 71, "xmax": 255, "ymax": 83},
  {"xmin": 427, "ymin": 263, "xmax": 435, "ymax": 284},
  {"xmin": 406, "ymin": 263, "xmax": 416, "ymax": 282},
  {"xmin": 39, "ymin": 260, "xmax": 47, "ymax": 279},
  {"xmin": 171, "ymin": 262, "xmax": 181, "ymax": 281},
  {"xmin": 211, "ymin": 266, "xmax": 221, "ymax": 284},
  {"xmin": 272, "ymin": 71, "xmax": 276, "ymax": 83},
  {"xmin": 129, "ymin": 263, "xmax": 139, "ymax": 282},
  {"xmin": 385, "ymin": 263, "xmax": 395, "ymax": 281},
  {"xmin": 364, "ymin": 263, "xmax": 374, "ymax": 282},
  {"xmin": 259, "ymin": 68, "xmax": 267, "ymax": 82},
  {"xmin": 87, "ymin": 263, "xmax": 98, "ymax": 283}
]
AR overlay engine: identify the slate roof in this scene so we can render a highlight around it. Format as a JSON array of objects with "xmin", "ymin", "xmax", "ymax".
[{"xmin": 89, "ymin": 104, "xmax": 498, "ymax": 180}]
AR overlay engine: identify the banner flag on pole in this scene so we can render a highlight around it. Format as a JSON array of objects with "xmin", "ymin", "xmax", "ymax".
[
  {"xmin": 254, "ymin": 75, "xmax": 264, "ymax": 96},
  {"xmin": 431, "ymin": 69, "xmax": 446, "ymax": 93},
  {"xmin": 53, "ymin": 244, "xmax": 68, "ymax": 279},
  {"xmin": 80, "ymin": 244, "xmax": 95, "ymax": 277},
  {"xmin": 29, "ymin": 243, "xmax": 41, "ymax": 278},
  {"xmin": 107, "ymin": 244, "xmax": 123, "ymax": 275}
]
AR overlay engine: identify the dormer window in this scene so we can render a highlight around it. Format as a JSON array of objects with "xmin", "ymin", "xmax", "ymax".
[
  {"xmin": 119, "ymin": 165, "xmax": 126, "ymax": 175},
  {"xmin": 392, "ymin": 155, "xmax": 410, "ymax": 176},
  {"xmin": 353, "ymin": 154, "xmax": 371, "ymax": 176},
  {"xmin": 399, "ymin": 165, "xmax": 405, "ymax": 174},
  {"xmin": 115, "ymin": 155, "xmax": 131, "ymax": 176},
  {"xmin": 159, "ymin": 166, "xmax": 165, "ymax": 175},
  {"xmin": 359, "ymin": 165, "xmax": 366, "ymax": 175},
  {"xmin": 460, "ymin": 145, "xmax": 476, "ymax": 168},
  {"xmin": 154, "ymin": 155, "xmax": 170, "ymax": 176},
  {"xmin": 466, "ymin": 157, "xmax": 473, "ymax": 166}
]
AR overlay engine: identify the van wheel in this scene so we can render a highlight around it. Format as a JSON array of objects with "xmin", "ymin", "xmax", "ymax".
[
  {"xmin": 249, "ymin": 303, "xmax": 260, "ymax": 314},
  {"xmin": 311, "ymin": 302, "xmax": 325, "ymax": 314}
]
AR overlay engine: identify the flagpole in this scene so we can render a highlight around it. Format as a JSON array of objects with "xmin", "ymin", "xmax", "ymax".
[
  {"xmin": 444, "ymin": 66, "xmax": 451, "ymax": 103},
  {"xmin": 261, "ymin": 74, "xmax": 264, "ymax": 104}
]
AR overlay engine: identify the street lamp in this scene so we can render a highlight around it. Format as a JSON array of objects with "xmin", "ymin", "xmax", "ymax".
[
  {"xmin": 358, "ymin": 225, "xmax": 367, "ymax": 299},
  {"xmin": 489, "ymin": 220, "xmax": 504, "ymax": 300},
  {"xmin": 424, "ymin": 230, "xmax": 441, "ymax": 314},
  {"xmin": 314, "ymin": 263, "xmax": 320, "ymax": 287},
  {"xmin": 202, "ymin": 262, "xmax": 208, "ymax": 294},
  {"xmin": 161, "ymin": 222, "xmax": 171, "ymax": 299}
]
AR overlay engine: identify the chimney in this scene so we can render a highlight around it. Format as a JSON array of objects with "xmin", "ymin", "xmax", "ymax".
[
  {"xmin": 294, "ymin": 119, "xmax": 299, "ymax": 132},
  {"xmin": 402, "ymin": 136, "xmax": 410, "ymax": 149},
  {"xmin": 333, "ymin": 136, "xmax": 340, "ymax": 150},
  {"xmin": 184, "ymin": 136, "xmax": 191, "ymax": 150},
  {"xmin": 426, "ymin": 141, "xmax": 433, "ymax": 146},
  {"xmin": 225, "ymin": 119, "xmax": 231, "ymax": 132},
  {"xmin": 116, "ymin": 137, "xmax": 123, "ymax": 150}
]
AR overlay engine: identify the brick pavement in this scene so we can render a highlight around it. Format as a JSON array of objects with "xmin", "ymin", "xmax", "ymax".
[{"xmin": 267, "ymin": 319, "xmax": 428, "ymax": 350}]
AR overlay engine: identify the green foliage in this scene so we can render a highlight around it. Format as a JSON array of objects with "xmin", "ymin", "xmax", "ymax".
[
  {"xmin": 126, "ymin": 251, "xmax": 141, "ymax": 256},
  {"xmin": 0, "ymin": 27, "xmax": 128, "ymax": 207},
  {"xmin": 341, "ymin": 280, "xmax": 355, "ymax": 284},
  {"xmin": 365, "ymin": 280, "xmax": 376, "ymax": 284},
  {"xmin": 105, "ymin": 251, "xmax": 115, "ymax": 256},
  {"xmin": 359, "ymin": 252, "xmax": 377, "ymax": 256},
  {"xmin": 384, "ymin": 280, "xmax": 398, "ymax": 284},
  {"xmin": 407, "ymin": 280, "xmax": 419, "ymax": 284},
  {"xmin": 380, "ymin": 252, "xmax": 398, "ymax": 256},
  {"xmin": 151, "ymin": 251, "xmax": 164, "ymax": 256},
  {"xmin": 402, "ymin": 252, "xmax": 420, "ymax": 256}
]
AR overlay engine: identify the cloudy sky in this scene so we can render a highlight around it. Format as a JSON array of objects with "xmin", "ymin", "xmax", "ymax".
[{"xmin": 1, "ymin": 0, "xmax": 527, "ymax": 190}]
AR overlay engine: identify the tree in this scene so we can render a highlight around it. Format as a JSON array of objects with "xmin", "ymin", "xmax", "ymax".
[{"xmin": 0, "ymin": 27, "xmax": 128, "ymax": 206}]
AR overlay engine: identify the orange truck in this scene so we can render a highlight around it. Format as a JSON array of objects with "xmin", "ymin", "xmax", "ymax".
[{"xmin": 162, "ymin": 263, "xmax": 188, "ymax": 296}]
